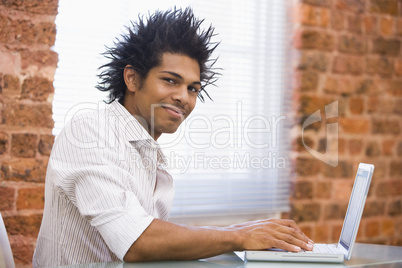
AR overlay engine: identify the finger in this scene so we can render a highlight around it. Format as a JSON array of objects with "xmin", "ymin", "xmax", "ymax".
[
  {"xmin": 276, "ymin": 232, "xmax": 314, "ymax": 251},
  {"xmin": 277, "ymin": 220, "xmax": 313, "ymax": 243},
  {"xmin": 272, "ymin": 239, "xmax": 302, "ymax": 252},
  {"xmin": 274, "ymin": 225, "xmax": 314, "ymax": 251}
]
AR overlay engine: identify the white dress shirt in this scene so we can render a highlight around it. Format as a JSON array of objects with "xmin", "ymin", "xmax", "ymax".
[{"xmin": 33, "ymin": 101, "xmax": 175, "ymax": 267}]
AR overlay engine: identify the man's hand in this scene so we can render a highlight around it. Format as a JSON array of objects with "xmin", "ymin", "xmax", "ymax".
[
  {"xmin": 229, "ymin": 219, "xmax": 314, "ymax": 252},
  {"xmin": 124, "ymin": 218, "xmax": 313, "ymax": 262}
]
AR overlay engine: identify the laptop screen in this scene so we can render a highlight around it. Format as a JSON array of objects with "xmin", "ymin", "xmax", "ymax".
[{"xmin": 339, "ymin": 169, "xmax": 370, "ymax": 250}]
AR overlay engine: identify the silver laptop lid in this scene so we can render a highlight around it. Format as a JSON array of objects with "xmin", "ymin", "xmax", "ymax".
[{"xmin": 338, "ymin": 163, "xmax": 374, "ymax": 260}]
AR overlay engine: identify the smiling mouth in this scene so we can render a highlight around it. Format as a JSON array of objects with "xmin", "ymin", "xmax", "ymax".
[{"xmin": 161, "ymin": 104, "xmax": 185, "ymax": 118}]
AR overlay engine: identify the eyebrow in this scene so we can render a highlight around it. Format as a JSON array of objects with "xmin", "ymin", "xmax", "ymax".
[{"xmin": 160, "ymin": 71, "xmax": 201, "ymax": 85}]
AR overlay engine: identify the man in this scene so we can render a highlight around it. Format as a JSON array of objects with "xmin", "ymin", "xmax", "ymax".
[{"xmin": 33, "ymin": 7, "xmax": 313, "ymax": 267}]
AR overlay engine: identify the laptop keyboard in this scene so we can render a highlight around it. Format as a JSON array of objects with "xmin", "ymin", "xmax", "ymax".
[{"xmin": 302, "ymin": 244, "xmax": 339, "ymax": 254}]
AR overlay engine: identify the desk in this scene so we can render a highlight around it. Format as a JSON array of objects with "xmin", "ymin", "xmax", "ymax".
[{"xmin": 61, "ymin": 243, "xmax": 402, "ymax": 268}]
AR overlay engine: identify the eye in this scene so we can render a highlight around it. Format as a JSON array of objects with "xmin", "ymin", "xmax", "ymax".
[
  {"xmin": 187, "ymin": 86, "xmax": 200, "ymax": 93},
  {"xmin": 162, "ymin": 78, "xmax": 176, "ymax": 84}
]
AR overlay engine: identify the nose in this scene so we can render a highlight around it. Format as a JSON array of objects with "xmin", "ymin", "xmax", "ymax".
[{"xmin": 172, "ymin": 85, "xmax": 190, "ymax": 105}]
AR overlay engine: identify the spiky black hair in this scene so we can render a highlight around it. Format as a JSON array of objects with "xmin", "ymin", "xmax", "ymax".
[{"xmin": 97, "ymin": 7, "xmax": 219, "ymax": 103}]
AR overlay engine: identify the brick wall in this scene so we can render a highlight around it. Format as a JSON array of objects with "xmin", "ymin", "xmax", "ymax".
[
  {"xmin": 0, "ymin": 0, "xmax": 58, "ymax": 267},
  {"xmin": 1, "ymin": 0, "xmax": 401, "ymax": 267},
  {"xmin": 288, "ymin": 0, "xmax": 402, "ymax": 246}
]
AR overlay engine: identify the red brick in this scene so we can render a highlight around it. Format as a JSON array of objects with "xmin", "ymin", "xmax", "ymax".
[
  {"xmin": 365, "ymin": 219, "xmax": 380, "ymax": 236},
  {"xmin": 398, "ymin": 141, "xmax": 402, "ymax": 156},
  {"xmin": 349, "ymin": 139, "xmax": 363, "ymax": 155},
  {"xmin": 349, "ymin": 97, "xmax": 364, "ymax": 114},
  {"xmin": 0, "ymin": 131, "xmax": 8, "ymax": 155},
  {"xmin": 336, "ymin": 0, "xmax": 366, "ymax": 13},
  {"xmin": 324, "ymin": 76, "xmax": 356, "ymax": 95},
  {"xmin": 0, "ymin": 186, "xmax": 15, "ymax": 211},
  {"xmin": 2, "ymin": 0, "xmax": 59, "ymax": 15},
  {"xmin": 292, "ymin": 181, "xmax": 314, "ymax": 199},
  {"xmin": 377, "ymin": 57, "xmax": 395, "ymax": 78},
  {"xmin": 395, "ymin": 59, "xmax": 402, "ymax": 76},
  {"xmin": 1, "ymin": 159, "xmax": 48, "ymax": 183},
  {"xmin": 300, "ymin": 3, "xmax": 329, "ymax": 28},
  {"xmin": 394, "ymin": 99, "xmax": 402, "ymax": 115},
  {"xmin": 323, "ymin": 161, "xmax": 354, "ymax": 178},
  {"xmin": 21, "ymin": 50, "xmax": 58, "ymax": 70},
  {"xmin": 290, "ymin": 203, "xmax": 321, "ymax": 222},
  {"xmin": 397, "ymin": 18, "xmax": 402, "ymax": 36},
  {"xmin": 315, "ymin": 224, "xmax": 329, "ymax": 242},
  {"xmin": 298, "ymin": 51, "xmax": 330, "ymax": 71},
  {"xmin": 2, "ymin": 102, "xmax": 54, "ymax": 128},
  {"xmin": 338, "ymin": 35, "xmax": 368, "ymax": 55},
  {"xmin": 382, "ymin": 219, "xmax": 395, "ymax": 236},
  {"xmin": 36, "ymin": 22, "xmax": 57, "ymax": 45},
  {"xmin": 368, "ymin": 96, "xmax": 380, "ymax": 113},
  {"xmin": 339, "ymin": 118, "xmax": 369, "ymax": 134},
  {"xmin": 21, "ymin": 76, "xmax": 54, "ymax": 101},
  {"xmin": 325, "ymin": 203, "xmax": 348, "ymax": 220},
  {"xmin": 293, "ymin": 136, "xmax": 314, "ymax": 152},
  {"xmin": 366, "ymin": 141, "xmax": 381, "ymax": 157},
  {"xmin": 372, "ymin": 38, "xmax": 401, "ymax": 56},
  {"xmin": 38, "ymin": 134, "xmax": 54, "ymax": 156},
  {"xmin": 302, "ymin": 0, "xmax": 331, "ymax": 7},
  {"xmin": 370, "ymin": 161, "xmax": 387, "ymax": 183},
  {"xmin": 372, "ymin": 118, "xmax": 400, "ymax": 135},
  {"xmin": 388, "ymin": 80, "xmax": 402, "ymax": 96},
  {"xmin": 338, "ymin": 138, "xmax": 346, "ymax": 155},
  {"xmin": 390, "ymin": 161, "xmax": 402, "ymax": 177},
  {"xmin": 369, "ymin": 0, "xmax": 399, "ymax": 16},
  {"xmin": 299, "ymin": 95, "xmax": 336, "ymax": 114},
  {"xmin": 332, "ymin": 224, "xmax": 343, "ymax": 241},
  {"xmin": 388, "ymin": 200, "xmax": 402, "ymax": 216},
  {"xmin": 333, "ymin": 56, "xmax": 365, "ymax": 75},
  {"xmin": 382, "ymin": 139, "xmax": 396, "ymax": 156},
  {"xmin": 331, "ymin": 9, "xmax": 345, "ymax": 31},
  {"xmin": 17, "ymin": 187, "xmax": 45, "ymax": 210},
  {"xmin": 11, "ymin": 133, "xmax": 38, "ymax": 158},
  {"xmin": 356, "ymin": 78, "xmax": 384, "ymax": 95},
  {"xmin": 295, "ymin": 71, "xmax": 319, "ymax": 92},
  {"xmin": 332, "ymin": 180, "xmax": 353, "ymax": 200},
  {"xmin": 376, "ymin": 180, "xmax": 402, "ymax": 196},
  {"xmin": 296, "ymin": 157, "xmax": 322, "ymax": 176},
  {"xmin": 347, "ymin": 15, "xmax": 363, "ymax": 34},
  {"xmin": 0, "ymin": 15, "xmax": 56, "ymax": 46},
  {"xmin": 316, "ymin": 181, "xmax": 332, "ymax": 199},
  {"xmin": 3, "ymin": 74, "xmax": 20, "ymax": 96},
  {"xmin": 295, "ymin": 29, "xmax": 335, "ymax": 51},
  {"xmin": 3, "ymin": 214, "xmax": 42, "ymax": 237},
  {"xmin": 380, "ymin": 17, "xmax": 394, "ymax": 36},
  {"xmin": 10, "ymin": 236, "xmax": 36, "ymax": 266},
  {"xmin": 364, "ymin": 16, "xmax": 378, "ymax": 35},
  {"xmin": 299, "ymin": 224, "xmax": 313, "ymax": 239},
  {"xmin": 366, "ymin": 57, "xmax": 379, "ymax": 74},
  {"xmin": 363, "ymin": 201, "xmax": 386, "ymax": 217},
  {"xmin": 375, "ymin": 99, "xmax": 397, "ymax": 114}
]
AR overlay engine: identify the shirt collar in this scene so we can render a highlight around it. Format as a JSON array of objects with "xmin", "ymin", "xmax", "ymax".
[{"xmin": 109, "ymin": 100, "xmax": 167, "ymax": 165}]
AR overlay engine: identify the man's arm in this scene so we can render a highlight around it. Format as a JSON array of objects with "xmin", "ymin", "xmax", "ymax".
[{"xmin": 123, "ymin": 218, "xmax": 314, "ymax": 262}]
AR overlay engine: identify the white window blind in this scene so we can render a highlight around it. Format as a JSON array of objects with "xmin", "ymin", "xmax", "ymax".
[{"xmin": 53, "ymin": 0, "xmax": 291, "ymax": 222}]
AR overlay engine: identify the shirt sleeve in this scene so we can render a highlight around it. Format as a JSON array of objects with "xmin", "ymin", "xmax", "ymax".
[{"xmin": 48, "ymin": 113, "xmax": 154, "ymax": 260}]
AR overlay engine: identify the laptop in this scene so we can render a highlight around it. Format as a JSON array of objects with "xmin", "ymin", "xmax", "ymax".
[{"xmin": 239, "ymin": 163, "xmax": 374, "ymax": 264}]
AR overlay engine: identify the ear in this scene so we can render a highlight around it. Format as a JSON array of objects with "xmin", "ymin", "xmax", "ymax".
[{"xmin": 124, "ymin": 65, "xmax": 138, "ymax": 93}]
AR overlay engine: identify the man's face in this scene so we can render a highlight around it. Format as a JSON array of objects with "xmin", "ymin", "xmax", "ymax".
[{"xmin": 123, "ymin": 53, "xmax": 201, "ymax": 140}]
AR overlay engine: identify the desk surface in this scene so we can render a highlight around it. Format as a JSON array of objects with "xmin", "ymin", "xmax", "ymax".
[{"xmin": 61, "ymin": 243, "xmax": 402, "ymax": 268}]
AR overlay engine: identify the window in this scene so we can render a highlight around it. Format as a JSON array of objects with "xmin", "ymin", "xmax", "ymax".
[{"xmin": 53, "ymin": 0, "xmax": 291, "ymax": 223}]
